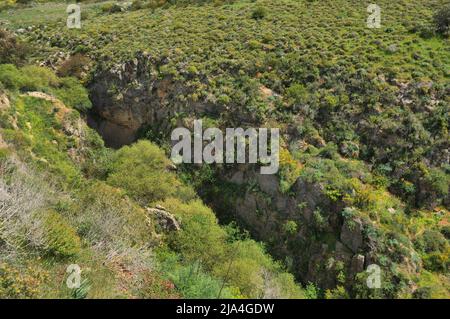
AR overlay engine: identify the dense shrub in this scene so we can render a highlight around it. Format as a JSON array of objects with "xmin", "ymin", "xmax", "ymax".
[
  {"xmin": 0, "ymin": 64, "xmax": 91, "ymax": 113},
  {"xmin": 251, "ymin": 6, "xmax": 267, "ymax": 20},
  {"xmin": 70, "ymin": 181, "xmax": 154, "ymax": 256},
  {"xmin": 164, "ymin": 198, "xmax": 227, "ymax": 269},
  {"xmin": 57, "ymin": 54, "xmax": 91, "ymax": 79},
  {"xmin": 54, "ymin": 77, "xmax": 92, "ymax": 111},
  {"xmin": 138, "ymin": 270, "xmax": 180, "ymax": 299},
  {"xmin": 286, "ymin": 83, "xmax": 308, "ymax": 106},
  {"xmin": 160, "ymin": 198, "xmax": 304, "ymax": 298},
  {"xmin": 0, "ymin": 64, "xmax": 61, "ymax": 91},
  {"xmin": 0, "ymin": 64, "xmax": 24, "ymax": 90},
  {"xmin": 1, "ymin": 0, "xmax": 449, "ymax": 299},
  {"xmin": 433, "ymin": 5, "xmax": 450, "ymax": 36},
  {"xmin": 107, "ymin": 140, "xmax": 195, "ymax": 205},
  {"xmin": 43, "ymin": 210, "xmax": 81, "ymax": 258},
  {"xmin": 130, "ymin": 0, "xmax": 144, "ymax": 11},
  {"xmin": 0, "ymin": 262, "xmax": 48, "ymax": 298},
  {"xmin": 100, "ymin": 3, "xmax": 123, "ymax": 14},
  {"xmin": 415, "ymin": 230, "xmax": 447, "ymax": 254},
  {"xmin": 423, "ymin": 252, "xmax": 449, "ymax": 272},
  {"xmin": 0, "ymin": 29, "xmax": 28, "ymax": 66},
  {"xmin": 164, "ymin": 260, "xmax": 234, "ymax": 298}
]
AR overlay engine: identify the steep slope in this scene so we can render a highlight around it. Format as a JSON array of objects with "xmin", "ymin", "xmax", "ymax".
[{"xmin": 0, "ymin": 63, "xmax": 304, "ymax": 298}]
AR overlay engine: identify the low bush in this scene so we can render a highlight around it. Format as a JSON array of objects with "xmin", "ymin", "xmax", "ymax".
[
  {"xmin": 251, "ymin": 6, "xmax": 267, "ymax": 20},
  {"xmin": 415, "ymin": 230, "xmax": 447, "ymax": 254},
  {"xmin": 0, "ymin": 29, "xmax": 29, "ymax": 66},
  {"xmin": 433, "ymin": 5, "xmax": 450, "ymax": 37},
  {"xmin": 0, "ymin": 262, "xmax": 48, "ymax": 298},
  {"xmin": 54, "ymin": 77, "xmax": 92, "ymax": 112},
  {"xmin": 57, "ymin": 54, "xmax": 91, "ymax": 79},
  {"xmin": 43, "ymin": 210, "xmax": 81, "ymax": 258},
  {"xmin": 0, "ymin": 64, "xmax": 91, "ymax": 113},
  {"xmin": 100, "ymin": 3, "xmax": 123, "ymax": 14},
  {"xmin": 160, "ymin": 198, "xmax": 304, "ymax": 298},
  {"xmin": 0, "ymin": 64, "xmax": 24, "ymax": 90},
  {"xmin": 107, "ymin": 140, "xmax": 195, "ymax": 205}
]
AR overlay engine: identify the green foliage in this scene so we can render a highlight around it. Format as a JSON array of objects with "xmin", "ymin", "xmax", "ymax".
[
  {"xmin": 57, "ymin": 54, "xmax": 91, "ymax": 79},
  {"xmin": 312, "ymin": 208, "xmax": 327, "ymax": 232},
  {"xmin": 325, "ymin": 286, "xmax": 349, "ymax": 299},
  {"xmin": 1, "ymin": 0, "xmax": 449, "ymax": 299},
  {"xmin": 304, "ymin": 282, "xmax": 319, "ymax": 299},
  {"xmin": 414, "ymin": 271, "xmax": 450, "ymax": 299},
  {"xmin": 137, "ymin": 270, "xmax": 180, "ymax": 299},
  {"xmin": 0, "ymin": 262, "xmax": 48, "ymax": 298},
  {"xmin": 433, "ymin": 5, "xmax": 450, "ymax": 37},
  {"xmin": 283, "ymin": 220, "xmax": 298, "ymax": 236},
  {"xmin": 415, "ymin": 230, "xmax": 447, "ymax": 254},
  {"xmin": 21, "ymin": 65, "xmax": 60, "ymax": 89},
  {"xmin": 251, "ymin": 6, "xmax": 267, "ymax": 20},
  {"xmin": 423, "ymin": 252, "xmax": 449, "ymax": 272},
  {"xmin": 286, "ymin": 83, "xmax": 308, "ymax": 106},
  {"xmin": 2, "ymin": 95, "xmax": 83, "ymax": 187},
  {"xmin": 160, "ymin": 198, "xmax": 303, "ymax": 298},
  {"xmin": 107, "ymin": 140, "xmax": 195, "ymax": 205},
  {"xmin": 100, "ymin": 2, "xmax": 123, "ymax": 14},
  {"xmin": 0, "ymin": 29, "xmax": 28, "ymax": 66},
  {"xmin": 68, "ymin": 181, "xmax": 155, "ymax": 255},
  {"xmin": 71, "ymin": 279, "xmax": 91, "ymax": 299},
  {"xmin": 166, "ymin": 259, "xmax": 234, "ymax": 298},
  {"xmin": 43, "ymin": 210, "xmax": 81, "ymax": 258},
  {"xmin": 130, "ymin": 0, "xmax": 145, "ymax": 11},
  {"xmin": 0, "ymin": 64, "xmax": 91, "ymax": 112},
  {"xmin": 54, "ymin": 77, "xmax": 92, "ymax": 112},
  {"xmin": 425, "ymin": 168, "xmax": 449, "ymax": 197},
  {"xmin": 0, "ymin": 64, "xmax": 24, "ymax": 90},
  {"xmin": 162, "ymin": 198, "xmax": 227, "ymax": 269}
]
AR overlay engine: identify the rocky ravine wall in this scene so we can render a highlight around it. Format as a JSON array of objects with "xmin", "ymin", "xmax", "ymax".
[
  {"xmin": 88, "ymin": 52, "xmax": 225, "ymax": 148},
  {"xmin": 87, "ymin": 56, "xmax": 421, "ymax": 294},
  {"xmin": 214, "ymin": 166, "xmax": 384, "ymax": 290}
]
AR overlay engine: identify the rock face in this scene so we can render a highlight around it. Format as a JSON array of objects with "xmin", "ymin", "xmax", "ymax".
[
  {"xmin": 147, "ymin": 206, "xmax": 181, "ymax": 232},
  {"xmin": 350, "ymin": 254, "xmax": 365, "ymax": 276},
  {"xmin": 0, "ymin": 93, "xmax": 10, "ymax": 110},
  {"xmin": 85, "ymin": 55, "xmax": 423, "ymax": 292},
  {"xmin": 88, "ymin": 54, "xmax": 201, "ymax": 147},
  {"xmin": 87, "ymin": 53, "xmax": 263, "ymax": 148},
  {"xmin": 214, "ymin": 165, "xmax": 373, "ymax": 289},
  {"xmin": 340, "ymin": 219, "xmax": 363, "ymax": 253}
]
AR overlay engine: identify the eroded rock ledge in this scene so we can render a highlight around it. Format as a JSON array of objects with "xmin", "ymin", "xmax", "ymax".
[{"xmin": 87, "ymin": 53, "xmax": 226, "ymax": 148}]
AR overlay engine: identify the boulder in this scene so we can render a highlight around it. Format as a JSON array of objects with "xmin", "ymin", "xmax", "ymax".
[
  {"xmin": 0, "ymin": 93, "xmax": 10, "ymax": 110},
  {"xmin": 340, "ymin": 218, "xmax": 363, "ymax": 253},
  {"xmin": 387, "ymin": 44, "xmax": 398, "ymax": 53},
  {"xmin": 256, "ymin": 173, "xmax": 279, "ymax": 196},
  {"xmin": 147, "ymin": 206, "xmax": 180, "ymax": 232},
  {"xmin": 350, "ymin": 254, "xmax": 365, "ymax": 275}
]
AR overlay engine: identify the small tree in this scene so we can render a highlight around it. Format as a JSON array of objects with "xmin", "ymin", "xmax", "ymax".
[
  {"xmin": 434, "ymin": 5, "xmax": 450, "ymax": 37},
  {"xmin": 0, "ymin": 29, "xmax": 28, "ymax": 66},
  {"xmin": 251, "ymin": 6, "xmax": 267, "ymax": 20}
]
